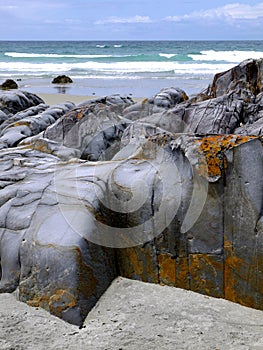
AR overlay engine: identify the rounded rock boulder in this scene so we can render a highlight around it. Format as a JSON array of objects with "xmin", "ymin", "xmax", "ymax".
[
  {"xmin": 0, "ymin": 79, "xmax": 18, "ymax": 90},
  {"xmin": 52, "ymin": 75, "xmax": 73, "ymax": 84}
]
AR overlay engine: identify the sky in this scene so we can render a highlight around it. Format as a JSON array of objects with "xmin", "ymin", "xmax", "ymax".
[{"xmin": 1, "ymin": 0, "xmax": 263, "ymax": 41}]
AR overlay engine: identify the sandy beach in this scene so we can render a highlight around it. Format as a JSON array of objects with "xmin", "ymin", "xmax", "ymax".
[
  {"xmin": 37, "ymin": 92, "xmax": 143, "ymax": 106},
  {"xmin": 1, "ymin": 277, "xmax": 263, "ymax": 350},
  {"xmin": 38, "ymin": 93, "xmax": 101, "ymax": 105}
]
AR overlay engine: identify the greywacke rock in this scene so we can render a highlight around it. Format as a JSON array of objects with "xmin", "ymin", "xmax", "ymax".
[{"xmin": 0, "ymin": 60, "xmax": 263, "ymax": 327}]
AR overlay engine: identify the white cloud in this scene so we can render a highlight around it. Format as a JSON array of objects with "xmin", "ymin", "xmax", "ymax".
[
  {"xmin": 164, "ymin": 2, "xmax": 263, "ymax": 22},
  {"xmin": 95, "ymin": 15, "xmax": 152, "ymax": 25},
  {"xmin": 0, "ymin": 5, "xmax": 18, "ymax": 11}
]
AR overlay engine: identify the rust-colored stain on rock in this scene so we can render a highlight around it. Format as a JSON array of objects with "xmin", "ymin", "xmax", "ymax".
[
  {"xmin": 195, "ymin": 135, "xmax": 258, "ymax": 179},
  {"xmin": 27, "ymin": 289, "xmax": 76, "ymax": 318},
  {"xmin": 158, "ymin": 253, "xmax": 176, "ymax": 286}
]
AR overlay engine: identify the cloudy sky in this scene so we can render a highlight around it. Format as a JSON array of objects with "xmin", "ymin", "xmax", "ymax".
[{"xmin": 1, "ymin": 0, "xmax": 263, "ymax": 40}]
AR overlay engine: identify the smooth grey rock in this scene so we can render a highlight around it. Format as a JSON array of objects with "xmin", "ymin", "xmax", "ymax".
[
  {"xmin": 123, "ymin": 87, "xmax": 188, "ymax": 121},
  {"xmin": 0, "ymin": 103, "xmax": 49, "ymax": 132},
  {"xmin": 0, "ymin": 102, "xmax": 74, "ymax": 148},
  {"xmin": 0, "ymin": 110, "xmax": 8, "ymax": 125},
  {"xmin": 42, "ymin": 97, "xmax": 132, "ymax": 160},
  {"xmin": 76, "ymin": 94, "xmax": 134, "ymax": 111},
  {"xmin": 137, "ymin": 92, "xmax": 244, "ymax": 135},
  {"xmin": 0, "ymin": 147, "xmax": 116, "ymax": 326},
  {"xmin": 0, "ymin": 90, "xmax": 44, "ymax": 115}
]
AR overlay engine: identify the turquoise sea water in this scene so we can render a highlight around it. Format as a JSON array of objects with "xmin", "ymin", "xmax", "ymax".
[{"xmin": 0, "ymin": 40, "xmax": 263, "ymax": 97}]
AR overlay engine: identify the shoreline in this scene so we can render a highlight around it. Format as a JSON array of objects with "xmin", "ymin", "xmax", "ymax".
[{"xmin": 9, "ymin": 75, "xmax": 211, "ymax": 102}]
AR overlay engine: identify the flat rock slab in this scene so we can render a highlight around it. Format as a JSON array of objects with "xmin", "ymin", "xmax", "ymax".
[{"xmin": 1, "ymin": 277, "xmax": 263, "ymax": 350}]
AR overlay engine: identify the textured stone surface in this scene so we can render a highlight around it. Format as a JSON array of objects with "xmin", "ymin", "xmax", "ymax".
[
  {"xmin": 206, "ymin": 58, "xmax": 263, "ymax": 99},
  {"xmin": 0, "ymin": 90, "xmax": 44, "ymax": 115},
  {"xmin": 117, "ymin": 135, "xmax": 263, "ymax": 307},
  {"xmin": 123, "ymin": 87, "xmax": 188, "ymax": 121},
  {"xmin": 0, "ymin": 102, "xmax": 74, "ymax": 148},
  {"xmin": 0, "ymin": 147, "xmax": 117, "ymax": 326},
  {"xmin": 1, "ymin": 59, "xmax": 263, "ymax": 326},
  {"xmin": 42, "ymin": 95, "xmax": 132, "ymax": 161}
]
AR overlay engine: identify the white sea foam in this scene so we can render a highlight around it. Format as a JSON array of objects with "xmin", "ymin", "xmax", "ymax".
[
  {"xmin": 159, "ymin": 53, "xmax": 177, "ymax": 59},
  {"xmin": 0, "ymin": 62, "xmax": 72, "ymax": 72},
  {"xmin": 4, "ymin": 52, "xmax": 143, "ymax": 60},
  {"xmin": 0, "ymin": 61, "xmax": 236, "ymax": 76},
  {"xmin": 189, "ymin": 50, "xmax": 263, "ymax": 63},
  {"xmin": 4, "ymin": 52, "xmax": 113, "ymax": 59},
  {"xmin": 72, "ymin": 75, "xmax": 141, "ymax": 80}
]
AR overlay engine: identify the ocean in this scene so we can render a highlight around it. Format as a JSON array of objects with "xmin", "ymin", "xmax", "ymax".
[{"xmin": 0, "ymin": 40, "xmax": 263, "ymax": 98}]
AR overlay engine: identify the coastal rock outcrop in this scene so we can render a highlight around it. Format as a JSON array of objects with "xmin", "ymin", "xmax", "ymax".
[
  {"xmin": 1, "ymin": 59, "xmax": 263, "ymax": 326},
  {"xmin": 23, "ymin": 94, "xmax": 134, "ymax": 160},
  {"xmin": 0, "ymin": 102, "xmax": 74, "ymax": 148},
  {"xmin": 123, "ymin": 87, "xmax": 188, "ymax": 121},
  {"xmin": 206, "ymin": 58, "xmax": 263, "ymax": 99},
  {"xmin": 0, "ymin": 90, "xmax": 44, "ymax": 116}
]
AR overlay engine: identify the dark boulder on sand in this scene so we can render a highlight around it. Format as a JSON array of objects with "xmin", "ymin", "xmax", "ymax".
[
  {"xmin": 52, "ymin": 75, "xmax": 73, "ymax": 84},
  {"xmin": 0, "ymin": 79, "xmax": 18, "ymax": 90},
  {"xmin": 1, "ymin": 59, "xmax": 263, "ymax": 327}
]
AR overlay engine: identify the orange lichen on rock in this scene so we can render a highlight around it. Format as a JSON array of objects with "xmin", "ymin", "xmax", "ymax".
[
  {"xmin": 27, "ymin": 289, "xmax": 76, "ymax": 318},
  {"xmin": 28, "ymin": 139, "xmax": 53, "ymax": 154},
  {"xmin": 77, "ymin": 110, "xmax": 83, "ymax": 119},
  {"xmin": 13, "ymin": 121, "xmax": 31, "ymax": 128},
  {"xmin": 195, "ymin": 135, "xmax": 258, "ymax": 179},
  {"xmin": 189, "ymin": 254, "xmax": 224, "ymax": 298},
  {"xmin": 118, "ymin": 246, "xmax": 159, "ymax": 283},
  {"xmin": 175, "ymin": 257, "xmax": 190, "ymax": 290},
  {"xmin": 141, "ymin": 98, "xmax": 148, "ymax": 107},
  {"xmin": 158, "ymin": 253, "xmax": 176, "ymax": 286},
  {"xmin": 49, "ymin": 289, "xmax": 76, "ymax": 318},
  {"xmin": 181, "ymin": 91, "xmax": 189, "ymax": 102},
  {"xmin": 224, "ymin": 245, "xmax": 243, "ymax": 304}
]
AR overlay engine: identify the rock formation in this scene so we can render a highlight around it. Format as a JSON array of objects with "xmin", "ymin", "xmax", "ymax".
[
  {"xmin": 0, "ymin": 59, "xmax": 263, "ymax": 326},
  {"xmin": 52, "ymin": 75, "xmax": 73, "ymax": 84},
  {"xmin": 0, "ymin": 79, "xmax": 18, "ymax": 90}
]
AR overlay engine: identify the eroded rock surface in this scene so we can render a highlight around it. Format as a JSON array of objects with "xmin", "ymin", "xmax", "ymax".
[{"xmin": 1, "ymin": 60, "xmax": 263, "ymax": 326}]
